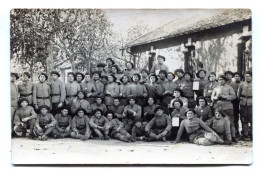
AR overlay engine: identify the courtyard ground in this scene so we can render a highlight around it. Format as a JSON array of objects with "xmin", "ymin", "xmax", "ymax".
[{"xmin": 11, "ymin": 138, "xmax": 252, "ymax": 165}]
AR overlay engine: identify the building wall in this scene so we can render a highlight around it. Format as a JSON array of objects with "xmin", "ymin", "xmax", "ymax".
[{"xmin": 130, "ymin": 20, "xmax": 251, "ymax": 77}]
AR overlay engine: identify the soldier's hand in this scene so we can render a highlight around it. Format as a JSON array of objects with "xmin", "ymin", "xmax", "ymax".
[
  {"xmin": 58, "ymin": 102, "xmax": 63, "ymax": 108},
  {"xmin": 58, "ymin": 128, "xmax": 64, "ymax": 133},
  {"xmin": 87, "ymin": 93, "xmax": 92, "ymax": 97},
  {"xmin": 65, "ymin": 126, "xmax": 70, "ymax": 132},
  {"xmin": 116, "ymin": 127, "xmax": 121, "ymax": 132},
  {"xmin": 34, "ymin": 104, "xmax": 39, "ymax": 110},
  {"xmin": 161, "ymin": 130, "xmax": 168, "ymax": 137},
  {"xmin": 22, "ymin": 117, "xmax": 29, "ymax": 122}
]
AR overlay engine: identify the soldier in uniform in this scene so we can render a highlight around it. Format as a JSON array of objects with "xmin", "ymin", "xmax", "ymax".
[
  {"xmin": 211, "ymin": 75, "xmax": 237, "ymax": 142},
  {"xmin": 169, "ymin": 89, "xmax": 188, "ymax": 110},
  {"xmin": 157, "ymin": 70, "xmax": 168, "ymax": 85},
  {"xmin": 11, "ymin": 72, "xmax": 19, "ymax": 131},
  {"xmin": 13, "ymin": 98, "xmax": 37, "ymax": 138},
  {"xmin": 195, "ymin": 69, "xmax": 209, "ymax": 97},
  {"xmin": 143, "ymin": 97, "xmax": 160, "ymax": 123},
  {"xmin": 75, "ymin": 72, "xmax": 85, "ymax": 84},
  {"xmin": 131, "ymin": 118, "xmax": 146, "ymax": 141},
  {"xmin": 96, "ymin": 63, "xmax": 107, "ymax": 77},
  {"xmin": 145, "ymin": 106, "xmax": 172, "ymax": 142},
  {"xmin": 140, "ymin": 69, "xmax": 150, "ymax": 84},
  {"xmin": 106, "ymin": 111, "xmax": 134, "ymax": 142},
  {"xmin": 150, "ymin": 55, "xmax": 169, "ymax": 75},
  {"xmin": 33, "ymin": 105, "xmax": 57, "ymax": 141},
  {"xmin": 53, "ymin": 106, "xmax": 72, "ymax": 138},
  {"xmin": 89, "ymin": 108, "xmax": 110, "ymax": 140},
  {"xmin": 124, "ymin": 62, "xmax": 138, "ymax": 79},
  {"xmin": 173, "ymin": 109, "xmax": 223, "ymax": 145},
  {"xmin": 174, "ymin": 69, "xmax": 185, "ymax": 86},
  {"xmin": 145, "ymin": 73, "xmax": 163, "ymax": 105},
  {"xmin": 33, "ymin": 73, "xmax": 51, "ymax": 111},
  {"xmin": 179, "ymin": 72, "xmax": 196, "ymax": 108},
  {"xmin": 119, "ymin": 75, "xmax": 131, "ymax": 106},
  {"xmin": 71, "ymin": 91, "xmax": 92, "ymax": 116},
  {"xmin": 162, "ymin": 72, "xmax": 178, "ymax": 107},
  {"xmin": 204, "ymin": 72, "xmax": 218, "ymax": 106},
  {"xmin": 65, "ymin": 72, "xmax": 81, "ymax": 107},
  {"xmin": 18, "ymin": 72, "xmax": 34, "ymax": 106},
  {"xmin": 107, "ymin": 98, "xmax": 125, "ymax": 121},
  {"xmin": 194, "ymin": 96, "xmax": 213, "ymax": 122},
  {"xmin": 104, "ymin": 58, "xmax": 115, "ymax": 75},
  {"xmin": 92, "ymin": 71, "xmax": 105, "ymax": 99},
  {"xmin": 50, "ymin": 71, "xmax": 66, "ymax": 115},
  {"xmin": 122, "ymin": 98, "xmax": 142, "ymax": 133},
  {"xmin": 80, "ymin": 73, "xmax": 96, "ymax": 104},
  {"xmin": 237, "ymin": 71, "xmax": 252, "ymax": 141},
  {"xmin": 90, "ymin": 97, "xmax": 108, "ymax": 114},
  {"xmin": 70, "ymin": 108, "xmax": 91, "ymax": 141},
  {"xmin": 104, "ymin": 74, "xmax": 120, "ymax": 107}
]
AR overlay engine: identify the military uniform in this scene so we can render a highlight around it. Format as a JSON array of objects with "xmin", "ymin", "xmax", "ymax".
[
  {"xmin": 122, "ymin": 104, "xmax": 142, "ymax": 132},
  {"xmin": 108, "ymin": 118, "xmax": 131, "ymax": 142},
  {"xmin": 127, "ymin": 82, "xmax": 148, "ymax": 107},
  {"xmin": 143, "ymin": 104, "xmax": 160, "ymax": 122},
  {"xmin": 145, "ymin": 113, "xmax": 172, "ymax": 141},
  {"xmin": 71, "ymin": 115, "xmax": 91, "ymax": 139},
  {"xmin": 175, "ymin": 117, "xmax": 223, "ymax": 145},
  {"xmin": 150, "ymin": 64, "xmax": 169, "ymax": 75},
  {"xmin": 179, "ymin": 80, "xmax": 196, "ymax": 108},
  {"xmin": 13, "ymin": 106, "xmax": 37, "ymax": 137},
  {"xmin": 204, "ymin": 81, "xmax": 218, "ymax": 106},
  {"xmin": 144, "ymin": 83, "xmax": 163, "ymax": 105},
  {"xmin": 162, "ymin": 80, "xmax": 178, "ymax": 106},
  {"xmin": 65, "ymin": 81, "xmax": 81, "ymax": 106},
  {"xmin": 11, "ymin": 81, "xmax": 19, "ymax": 124},
  {"xmin": 207, "ymin": 117, "xmax": 232, "ymax": 141},
  {"xmin": 33, "ymin": 82, "xmax": 51, "ymax": 109},
  {"xmin": 131, "ymin": 124, "xmax": 146, "ymax": 140},
  {"xmin": 194, "ymin": 106, "xmax": 213, "ymax": 122},
  {"xmin": 89, "ymin": 115, "xmax": 110, "ymax": 139},
  {"xmin": 170, "ymin": 97, "xmax": 188, "ymax": 109},
  {"xmin": 80, "ymin": 80, "xmax": 96, "ymax": 104},
  {"xmin": 104, "ymin": 82, "xmax": 120, "ymax": 106},
  {"xmin": 53, "ymin": 113, "xmax": 72, "ymax": 138},
  {"xmin": 71, "ymin": 99, "xmax": 92, "ymax": 116},
  {"xmin": 50, "ymin": 78, "xmax": 66, "ymax": 114},
  {"xmin": 93, "ymin": 80, "xmax": 105, "ymax": 98},
  {"xmin": 90, "ymin": 103, "xmax": 107, "ymax": 114},
  {"xmin": 119, "ymin": 83, "xmax": 131, "ymax": 106},
  {"xmin": 107, "ymin": 105, "xmax": 125, "ymax": 120},
  {"xmin": 237, "ymin": 81, "xmax": 252, "ymax": 138},
  {"xmin": 18, "ymin": 81, "xmax": 34, "ymax": 105},
  {"xmin": 34, "ymin": 113, "xmax": 57, "ymax": 137}
]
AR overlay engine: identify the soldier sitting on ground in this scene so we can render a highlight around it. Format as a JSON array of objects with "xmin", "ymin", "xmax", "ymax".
[
  {"xmin": 131, "ymin": 118, "xmax": 146, "ymax": 141},
  {"xmin": 70, "ymin": 108, "xmax": 91, "ymax": 141},
  {"xmin": 13, "ymin": 98, "xmax": 37, "ymax": 139},
  {"xmin": 33, "ymin": 105, "xmax": 57, "ymax": 141},
  {"xmin": 106, "ymin": 111, "xmax": 134, "ymax": 142},
  {"xmin": 53, "ymin": 106, "xmax": 72, "ymax": 139},
  {"xmin": 89, "ymin": 108, "xmax": 110, "ymax": 140}
]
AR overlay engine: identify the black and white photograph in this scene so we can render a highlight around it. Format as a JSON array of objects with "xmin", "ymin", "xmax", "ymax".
[{"xmin": 9, "ymin": 8, "xmax": 253, "ymax": 165}]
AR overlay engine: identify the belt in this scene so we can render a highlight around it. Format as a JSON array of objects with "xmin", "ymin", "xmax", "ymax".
[
  {"xmin": 51, "ymin": 94, "xmax": 61, "ymax": 97},
  {"xmin": 66, "ymin": 95, "xmax": 77, "ymax": 98},
  {"xmin": 37, "ymin": 96, "xmax": 49, "ymax": 99},
  {"xmin": 20, "ymin": 93, "xmax": 32, "ymax": 97},
  {"xmin": 240, "ymin": 95, "xmax": 252, "ymax": 98}
]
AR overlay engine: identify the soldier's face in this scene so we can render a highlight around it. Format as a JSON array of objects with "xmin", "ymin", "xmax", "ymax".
[
  {"xmin": 133, "ymin": 75, "xmax": 139, "ymax": 82},
  {"xmin": 122, "ymin": 76, "xmax": 128, "ymax": 83},
  {"xmin": 77, "ymin": 110, "xmax": 84, "ymax": 118},
  {"xmin": 39, "ymin": 75, "xmax": 46, "ymax": 82},
  {"xmin": 234, "ymin": 74, "xmax": 241, "ymax": 81},
  {"xmin": 108, "ymin": 76, "xmax": 114, "ymax": 83},
  {"xmin": 174, "ymin": 102, "xmax": 181, "ymax": 109},
  {"xmin": 68, "ymin": 75, "xmax": 74, "ymax": 82},
  {"xmin": 150, "ymin": 76, "xmax": 156, "ymax": 83},
  {"xmin": 51, "ymin": 74, "xmax": 58, "ymax": 81},
  {"xmin": 245, "ymin": 74, "xmax": 252, "ymax": 82},
  {"xmin": 22, "ymin": 74, "xmax": 29, "ymax": 81},
  {"xmin": 156, "ymin": 109, "xmax": 164, "ymax": 116},
  {"xmin": 76, "ymin": 75, "xmax": 83, "ymax": 82},
  {"xmin": 176, "ymin": 72, "xmax": 183, "ymax": 78},
  {"xmin": 174, "ymin": 91, "xmax": 181, "ymax": 97},
  {"xmin": 114, "ymin": 99, "xmax": 120, "ymax": 106},
  {"xmin": 159, "ymin": 73, "xmax": 166, "ymax": 79},
  {"xmin": 167, "ymin": 74, "xmax": 174, "ymax": 81},
  {"xmin": 215, "ymin": 112, "xmax": 222, "ymax": 119},
  {"xmin": 85, "ymin": 75, "xmax": 91, "ymax": 81},
  {"xmin": 40, "ymin": 108, "xmax": 48, "ymax": 116},
  {"xmin": 20, "ymin": 101, "xmax": 28, "ymax": 108},
  {"xmin": 186, "ymin": 111, "xmax": 195, "ymax": 119},
  {"xmin": 129, "ymin": 99, "xmax": 135, "ymax": 105},
  {"xmin": 78, "ymin": 92, "xmax": 84, "ymax": 99},
  {"xmin": 199, "ymin": 99, "xmax": 206, "ymax": 106},
  {"xmin": 95, "ymin": 111, "xmax": 102, "ymax": 118},
  {"xmin": 61, "ymin": 109, "xmax": 69, "ymax": 116},
  {"xmin": 209, "ymin": 75, "xmax": 216, "ymax": 82},
  {"xmin": 111, "ymin": 67, "xmax": 117, "ymax": 73},
  {"xmin": 158, "ymin": 58, "xmax": 164, "ymax": 64},
  {"xmin": 225, "ymin": 73, "xmax": 233, "ymax": 80},
  {"xmin": 218, "ymin": 78, "xmax": 225, "ymax": 86},
  {"xmin": 147, "ymin": 98, "xmax": 154, "ymax": 105},
  {"xmin": 135, "ymin": 122, "xmax": 142, "ymax": 128},
  {"xmin": 107, "ymin": 113, "xmax": 113, "ymax": 121},
  {"xmin": 96, "ymin": 98, "xmax": 102, "ymax": 104},
  {"xmin": 101, "ymin": 78, "xmax": 107, "ymax": 84},
  {"xmin": 199, "ymin": 71, "xmax": 206, "ymax": 78},
  {"xmin": 184, "ymin": 74, "xmax": 191, "ymax": 81},
  {"xmin": 93, "ymin": 74, "xmax": 100, "ymax": 80},
  {"xmin": 141, "ymin": 71, "xmax": 148, "ymax": 77},
  {"xmin": 106, "ymin": 60, "xmax": 112, "ymax": 66}
]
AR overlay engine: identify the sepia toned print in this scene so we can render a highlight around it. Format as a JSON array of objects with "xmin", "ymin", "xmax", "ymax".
[{"xmin": 10, "ymin": 9, "xmax": 252, "ymax": 164}]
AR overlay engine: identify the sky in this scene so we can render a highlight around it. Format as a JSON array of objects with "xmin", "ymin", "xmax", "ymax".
[{"xmin": 104, "ymin": 9, "xmax": 222, "ymax": 37}]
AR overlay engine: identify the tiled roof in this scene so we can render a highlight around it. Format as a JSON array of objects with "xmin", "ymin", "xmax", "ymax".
[{"xmin": 126, "ymin": 9, "xmax": 251, "ymax": 47}]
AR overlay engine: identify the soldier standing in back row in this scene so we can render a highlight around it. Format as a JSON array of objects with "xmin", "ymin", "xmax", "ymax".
[
  {"xmin": 150, "ymin": 55, "xmax": 169, "ymax": 75},
  {"xmin": 33, "ymin": 73, "xmax": 51, "ymax": 111},
  {"xmin": 65, "ymin": 72, "xmax": 81, "ymax": 107},
  {"xmin": 11, "ymin": 73, "xmax": 19, "ymax": 130},
  {"xmin": 18, "ymin": 72, "xmax": 34, "ymax": 106},
  {"xmin": 50, "ymin": 71, "xmax": 66, "ymax": 115}
]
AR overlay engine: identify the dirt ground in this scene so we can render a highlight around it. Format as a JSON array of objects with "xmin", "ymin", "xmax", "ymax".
[{"xmin": 11, "ymin": 138, "xmax": 252, "ymax": 165}]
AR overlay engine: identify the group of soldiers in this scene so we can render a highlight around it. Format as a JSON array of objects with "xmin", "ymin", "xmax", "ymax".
[{"xmin": 10, "ymin": 56, "xmax": 252, "ymax": 145}]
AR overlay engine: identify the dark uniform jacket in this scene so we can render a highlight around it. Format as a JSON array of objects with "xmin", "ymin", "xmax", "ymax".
[
  {"xmin": 145, "ymin": 114, "xmax": 172, "ymax": 132},
  {"xmin": 35, "ymin": 113, "xmax": 57, "ymax": 127},
  {"xmin": 13, "ymin": 106, "xmax": 37, "ymax": 125},
  {"xmin": 54, "ymin": 113, "xmax": 72, "ymax": 128}
]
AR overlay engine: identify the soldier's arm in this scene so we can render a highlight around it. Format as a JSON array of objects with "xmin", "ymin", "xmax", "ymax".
[
  {"xmin": 165, "ymin": 115, "xmax": 172, "ymax": 132},
  {"xmin": 13, "ymin": 110, "xmax": 21, "ymax": 125},
  {"xmin": 60, "ymin": 81, "xmax": 66, "ymax": 102},
  {"xmin": 225, "ymin": 87, "xmax": 236, "ymax": 101},
  {"xmin": 199, "ymin": 119, "xmax": 214, "ymax": 133},
  {"xmin": 71, "ymin": 117, "xmax": 78, "ymax": 132},
  {"xmin": 145, "ymin": 117, "xmax": 155, "ymax": 132},
  {"xmin": 49, "ymin": 114, "xmax": 57, "ymax": 126},
  {"xmin": 89, "ymin": 116, "xmax": 97, "ymax": 128},
  {"xmin": 85, "ymin": 116, "xmax": 91, "ymax": 138},
  {"xmin": 28, "ymin": 106, "xmax": 37, "ymax": 119},
  {"xmin": 175, "ymin": 120, "xmax": 185, "ymax": 142}
]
